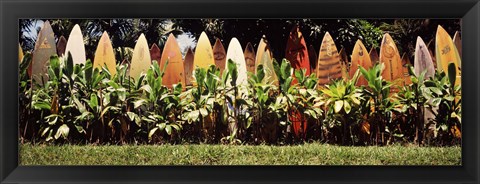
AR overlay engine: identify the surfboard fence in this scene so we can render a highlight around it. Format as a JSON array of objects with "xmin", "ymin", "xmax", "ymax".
[{"xmin": 18, "ymin": 23, "xmax": 461, "ymax": 146}]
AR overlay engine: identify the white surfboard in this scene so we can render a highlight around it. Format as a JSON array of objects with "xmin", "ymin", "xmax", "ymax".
[
  {"xmin": 414, "ymin": 37, "xmax": 435, "ymax": 79},
  {"xmin": 225, "ymin": 37, "xmax": 248, "ymax": 86},
  {"xmin": 65, "ymin": 24, "xmax": 86, "ymax": 65}
]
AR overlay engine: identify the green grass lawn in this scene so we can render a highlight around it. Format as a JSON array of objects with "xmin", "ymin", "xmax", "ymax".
[{"xmin": 20, "ymin": 143, "xmax": 461, "ymax": 165}]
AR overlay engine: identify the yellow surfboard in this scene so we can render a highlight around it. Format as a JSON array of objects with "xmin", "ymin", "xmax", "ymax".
[
  {"xmin": 435, "ymin": 25, "xmax": 461, "ymax": 85},
  {"xmin": 160, "ymin": 33, "xmax": 185, "ymax": 88},
  {"xmin": 93, "ymin": 31, "xmax": 117, "ymax": 76},
  {"xmin": 350, "ymin": 40, "xmax": 373, "ymax": 86},
  {"xmin": 65, "ymin": 24, "xmax": 86, "ymax": 65},
  {"xmin": 129, "ymin": 34, "xmax": 151, "ymax": 80},
  {"xmin": 31, "ymin": 21, "xmax": 57, "ymax": 85},
  {"xmin": 255, "ymin": 37, "xmax": 277, "ymax": 85},
  {"xmin": 379, "ymin": 33, "xmax": 403, "ymax": 87},
  {"xmin": 19, "ymin": 44, "xmax": 24, "ymax": 63},
  {"xmin": 194, "ymin": 32, "xmax": 215, "ymax": 69},
  {"xmin": 255, "ymin": 36, "xmax": 272, "ymax": 70}
]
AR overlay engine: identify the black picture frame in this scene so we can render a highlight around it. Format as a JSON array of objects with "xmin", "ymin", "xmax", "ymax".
[{"xmin": 1, "ymin": 0, "xmax": 479, "ymax": 183}]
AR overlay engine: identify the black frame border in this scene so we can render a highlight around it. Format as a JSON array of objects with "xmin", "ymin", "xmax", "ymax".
[{"xmin": 1, "ymin": 0, "xmax": 479, "ymax": 184}]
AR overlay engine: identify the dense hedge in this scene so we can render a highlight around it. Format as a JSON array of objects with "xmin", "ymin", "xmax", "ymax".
[{"xmin": 19, "ymin": 53, "xmax": 461, "ymax": 146}]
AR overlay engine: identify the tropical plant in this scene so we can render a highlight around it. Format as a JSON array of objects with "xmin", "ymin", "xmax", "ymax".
[
  {"xmin": 422, "ymin": 63, "xmax": 461, "ymax": 145},
  {"xmin": 359, "ymin": 63, "xmax": 398, "ymax": 145},
  {"xmin": 322, "ymin": 70, "xmax": 362, "ymax": 145},
  {"xmin": 395, "ymin": 66, "xmax": 429, "ymax": 145}
]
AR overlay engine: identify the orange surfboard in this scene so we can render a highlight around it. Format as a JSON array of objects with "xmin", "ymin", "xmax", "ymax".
[
  {"xmin": 350, "ymin": 40, "xmax": 373, "ymax": 86},
  {"xmin": 150, "ymin": 43, "xmax": 162, "ymax": 66},
  {"xmin": 244, "ymin": 42, "xmax": 256, "ymax": 74},
  {"xmin": 338, "ymin": 47, "xmax": 350, "ymax": 80},
  {"xmin": 159, "ymin": 34, "xmax": 185, "ymax": 88},
  {"xmin": 317, "ymin": 32, "xmax": 342, "ymax": 86},
  {"xmin": 184, "ymin": 48, "xmax": 194, "ymax": 86},
  {"xmin": 285, "ymin": 25, "xmax": 310, "ymax": 139},
  {"xmin": 93, "ymin": 31, "xmax": 117, "ymax": 76},
  {"xmin": 308, "ymin": 45, "xmax": 318, "ymax": 74},
  {"xmin": 435, "ymin": 25, "xmax": 461, "ymax": 85},
  {"xmin": 213, "ymin": 38, "xmax": 226, "ymax": 73},
  {"xmin": 379, "ymin": 33, "xmax": 403, "ymax": 88},
  {"xmin": 401, "ymin": 53, "xmax": 412, "ymax": 86},
  {"xmin": 56, "ymin": 36, "xmax": 67, "ymax": 57},
  {"xmin": 285, "ymin": 25, "xmax": 311, "ymax": 78},
  {"xmin": 31, "ymin": 21, "xmax": 57, "ymax": 85},
  {"xmin": 369, "ymin": 47, "xmax": 380, "ymax": 65}
]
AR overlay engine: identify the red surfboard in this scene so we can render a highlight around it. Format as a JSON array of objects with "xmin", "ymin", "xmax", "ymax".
[
  {"xmin": 244, "ymin": 42, "xmax": 256, "ymax": 74},
  {"xmin": 285, "ymin": 25, "xmax": 310, "ymax": 139},
  {"xmin": 369, "ymin": 47, "xmax": 380, "ymax": 65},
  {"xmin": 308, "ymin": 45, "xmax": 318, "ymax": 75},
  {"xmin": 56, "ymin": 36, "xmax": 67, "ymax": 57},
  {"xmin": 150, "ymin": 43, "xmax": 162, "ymax": 66},
  {"xmin": 184, "ymin": 48, "xmax": 194, "ymax": 87},
  {"xmin": 213, "ymin": 38, "xmax": 226, "ymax": 74}
]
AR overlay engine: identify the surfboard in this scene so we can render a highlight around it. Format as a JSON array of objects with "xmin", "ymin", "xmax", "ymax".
[
  {"xmin": 426, "ymin": 39, "xmax": 437, "ymax": 69},
  {"xmin": 285, "ymin": 25, "xmax": 311, "ymax": 80},
  {"xmin": 194, "ymin": 32, "xmax": 215, "ymax": 70},
  {"xmin": 453, "ymin": 31, "xmax": 462, "ymax": 62},
  {"xmin": 379, "ymin": 33, "xmax": 403, "ymax": 88},
  {"xmin": 184, "ymin": 48, "xmax": 194, "ymax": 86},
  {"xmin": 19, "ymin": 44, "xmax": 24, "ymax": 63},
  {"xmin": 244, "ymin": 42, "xmax": 256, "ymax": 74},
  {"xmin": 93, "ymin": 31, "xmax": 117, "ymax": 76},
  {"xmin": 226, "ymin": 37, "xmax": 248, "ymax": 86},
  {"xmin": 65, "ymin": 24, "xmax": 86, "ymax": 65},
  {"xmin": 435, "ymin": 25, "xmax": 461, "ymax": 85},
  {"xmin": 369, "ymin": 47, "xmax": 380, "ymax": 65},
  {"xmin": 31, "ymin": 20, "xmax": 57, "ymax": 84},
  {"xmin": 255, "ymin": 38, "xmax": 278, "ymax": 85},
  {"xmin": 414, "ymin": 36, "xmax": 435, "ymax": 80},
  {"xmin": 308, "ymin": 45, "xmax": 318, "ymax": 74},
  {"xmin": 338, "ymin": 47, "xmax": 350, "ymax": 80},
  {"xmin": 285, "ymin": 26, "xmax": 310, "ymax": 139},
  {"xmin": 159, "ymin": 33, "xmax": 185, "ymax": 88},
  {"xmin": 150, "ymin": 43, "xmax": 162, "ymax": 66},
  {"xmin": 212, "ymin": 38, "xmax": 226, "ymax": 74},
  {"xmin": 401, "ymin": 53, "xmax": 412, "ymax": 86},
  {"xmin": 317, "ymin": 32, "xmax": 342, "ymax": 86},
  {"xmin": 56, "ymin": 36, "xmax": 67, "ymax": 57},
  {"xmin": 129, "ymin": 34, "xmax": 151, "ymax": 81},
  {"xmin": 350, "ymin": 40, "xmax": 373, "ymax": 86},
  {"xmin": 255, "ymin": 36, "xmax": 272, "ymax": 72}
]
